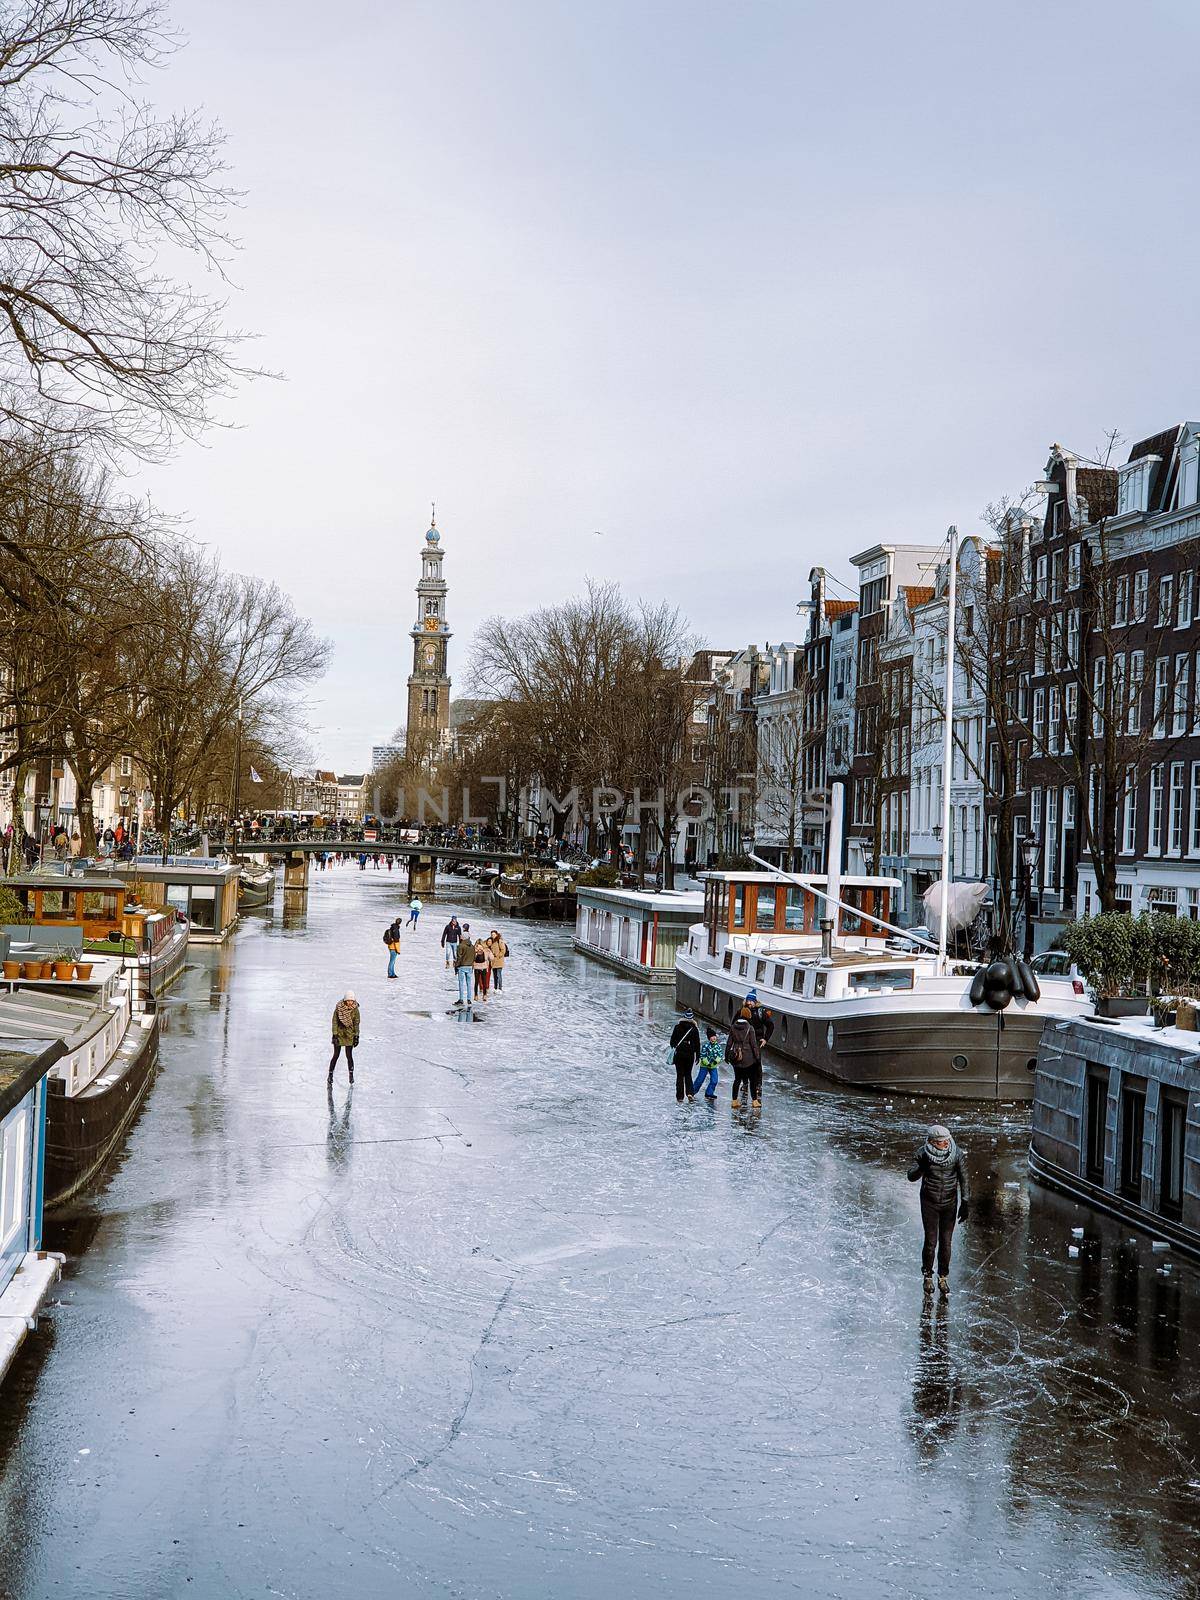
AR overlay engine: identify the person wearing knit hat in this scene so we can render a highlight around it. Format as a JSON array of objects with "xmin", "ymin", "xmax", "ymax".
[{"xmin": 907, "ymin": 1124, "xmax": 970, "ymax": 1296}]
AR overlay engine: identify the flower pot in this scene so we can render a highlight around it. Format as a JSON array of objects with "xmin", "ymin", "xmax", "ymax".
[
  {"xmin": 1, "ymin": 960, "xmax": 19, "ymax": 980},
  {"xmin": 1176, "ymin": 1001, "xmax": 1199, "ymax": 1032},
  {"xmin": 1096, "ymin": 995, "xmax": 1150, "ymax": 1019},
  {"xmin": 23, "ymin": 961, "xmax": 44, "ymax": 980},
  {"xmin": 52, "ymin": 961, "xmax": 74, "ymax": 981},
  {"xmin": 73, "ymin": 962, "xmax": 93, "ymax": 981}
]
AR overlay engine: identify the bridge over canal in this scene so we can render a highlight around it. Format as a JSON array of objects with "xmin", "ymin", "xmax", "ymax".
[{"xmin": 241, "ymin": 838, "xmax": 529, "ymax": 894}]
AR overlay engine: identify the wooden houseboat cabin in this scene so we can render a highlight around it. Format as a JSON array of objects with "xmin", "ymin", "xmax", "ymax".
[{"xmin": 700, "ymin": 871, "xmax": 894, "ymax": 956}]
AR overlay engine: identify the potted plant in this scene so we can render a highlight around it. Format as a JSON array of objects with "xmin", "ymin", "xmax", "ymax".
[
  {"xmin": 1152, "ymin": 995, "xmax": 1177, "ymax": 1030},
  {"xmin": 50, "ymin": 945, "xmax": 76, "ymax": 981},
  {"xmin": 1061, "ymin": 913, "xmax": 1150, "ymax": 1017},
  {"xmin": 1, "ymin": 957, "xmax": 19, "ymax": 980},
  {"xmin": 73, "ymin": 956, "xmax": 94, "ymax": 981},
  {"xmin": 23, "ymin": 957, "xmax": 45, "ymax": 980}
]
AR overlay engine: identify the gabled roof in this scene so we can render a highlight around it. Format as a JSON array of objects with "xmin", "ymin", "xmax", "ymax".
[
  {"xmin": 825, "ymin": 599, "xmax": 858, "ymax": 618},
  {"xmin": 337, "ymin": 773, "xmax": 366, "ymax": 786}
]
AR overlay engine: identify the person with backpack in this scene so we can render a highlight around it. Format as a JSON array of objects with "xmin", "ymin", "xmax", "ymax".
[
  {"xmin": 454, "ymin": 924, "xmax": 476, "ymax": 1008},
  {"xmin": 669, "ymin": 1008, "xmax": 701, "ymax": 1102},
  {"xmin": 726, "ymin": 1005, "xmax": 763, "ymax": 1108},
  {"xmin": 383, "ymin": 916, "xmax": 403, "ymax": 978},
  {"xmin": 907, "ymin": 1125, "xmax": 970, "ymax": 1296},
  {"xmin": 440, "ymin": 914, "xmax": 462, "ymax": 968},
  {"xmin": 486, "ymin": 929, "xmax": 509, "ymax": 993},
  {"xmin": 693, "ymin": 1026, "xmax": 722, "ymax": 1101}
]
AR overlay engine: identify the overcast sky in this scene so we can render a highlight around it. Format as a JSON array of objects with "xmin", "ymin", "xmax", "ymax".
[{"xmin": 141, "ymin": 0, "xmax": 1200, "ymax": 770}]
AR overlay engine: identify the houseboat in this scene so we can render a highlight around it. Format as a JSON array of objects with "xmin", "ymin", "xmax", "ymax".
[
  {"xmin": 493, "ymin": 862, "xmax": 576, "ymax": 919},
  {"xmin": 675, "ymin": 868, "xmax": 1090, "ymax": 1101},
  {"xmin": 0, "ymin": 1031, "xmax": 68, "ymax": 1384},
  {"xmin": 0, "ymin": 956, "xmax": 159, "ymax": 1206},
  {"xmin": 1030, "ymin": 1016, "xmax": 1200, "ymax": 1255},
  {"xmin": 235, "ymin": 857, "xmax": 275, "ymax": 909},
  {"xmin": 94, "ymin": 856, "xmax": 240, "ymax": 942},
  {"xmin": 575, "ymin": 885, "xmax": 703, "ymax": 982},
  {"xmin": 2, "ymin": 867, "xmax": 189, "ymax": 997}
]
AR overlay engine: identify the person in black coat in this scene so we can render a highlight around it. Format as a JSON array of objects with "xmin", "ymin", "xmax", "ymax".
[
  {"xmin": 669, "ymin": 1009, "xmax": 701, "ymax": 1102},
  {"xmin": 726, "ymin": 1007, "xmax": 763, "ymax": 1107},
  {"xmin": 907, "ymin": 1125, "xmax": 970, "ymax": 1295}
]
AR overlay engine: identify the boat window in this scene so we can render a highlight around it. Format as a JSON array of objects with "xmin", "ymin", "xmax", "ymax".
[
  {"xmin": 784, "ymin": 888, "xmax": 806, "ymax": 931},
  {"xmin": 1160, "ymin": 1090, "xmax": 1187, "ymax": 1220},
  {"xmin": 755, "ymin": 959, "xmax": 768, "ymax": 982},
  {"xmin": 38, "ymin": 889, "xmax": 73, "ymax": 920},
  {"xmin": 791, "ymin": 969, "xmax": 804, "ymax": 993},
  {"xmin": 773, "ymin": 964, "xmax": 784, "ymax": 987},
  {"xmin": 189, "ymin": 884, "xmax": 217, "ymax": 931},
  {"xmin": 732, "ymin": 886, "xmax": 746, "ymax": 928},
  {"xmin": 83, "ymin": 890, "xmax": 120, "ymax": 919},
  {"xmin": 1119, "ymin": 1077, "xmax": 1147, "ymax": 1201},
  {"xmin": 756, "ymin": 886, "xmax": 777, "ymax": 928},
  {"xmin": 722, "ymin": 951, "xmax": 733, "ymax": 971},
  {"xmin": 847, "ymin": 969, "xmax": 914, "ymax": 993},
  {"xmin": 1085, "ymin": 1069, "xmax": 1108, "ymax": 1183},
  {"xmin": 738, "ymin": 955, "xmax": 749, "ymax": 977},
  {"xmin": 814, "ymin": 972, "xmax": 827, "ymax": 998}
]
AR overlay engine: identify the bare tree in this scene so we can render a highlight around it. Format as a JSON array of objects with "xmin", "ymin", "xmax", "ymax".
[{"xmin": 0, "ymin": 0, "xmax": 249, "ymax": 458}]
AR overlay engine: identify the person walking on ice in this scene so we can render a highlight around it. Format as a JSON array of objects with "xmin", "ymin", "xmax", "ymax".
[
  {"xmin": 725, "ymin": 1005, "xmax": 762, "ymax": 1108},
  {"xmin": 383, "ymin": 916, "xmax": 403, "ymax": 978},
  {"xmin": 693, "ymin": 1026, "xmax": 722, "ymax": 1100},
  {"xmin": 440, "ymin": 914, "xmax": 462, "ymax": 968},
  {"xmin": 454, "ymin": 925, "xmax": 476, "ymax": 1008},
  {"xmin": 907, "ymin": 1124, "xmax": 969, "ymax": 1297},
  {"xmin": 669, "ymin": 1008, "xmax": 701, "ymax": 1102},
  {"xmin": 329, "ymin": 991, "xmax": 360, "ymax": 1084},
  {"xmin": 407, "ymin": 895, "xmax": 423, "ymax": 928}
]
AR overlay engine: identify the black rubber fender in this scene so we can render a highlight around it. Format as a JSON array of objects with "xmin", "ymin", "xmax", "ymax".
[
  {"xmin": 982, "ymin": 959, "xmax": 1014, "ymax": 1011},
  {"xmin": 969, "ymin": 966, "xmax": 987, "ymax": 1006},
  {"xmin": 1013, "ymin": 957, "xmax": 1040, "ymax": 1002}
]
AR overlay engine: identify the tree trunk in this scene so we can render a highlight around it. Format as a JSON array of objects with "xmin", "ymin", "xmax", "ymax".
[{"xmin": 76, "ymin": 787, "xmax": 97, "ymax": 857}]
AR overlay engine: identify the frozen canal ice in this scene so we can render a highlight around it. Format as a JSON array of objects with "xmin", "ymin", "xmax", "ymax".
[{"xmin": 0, "ymin": 865, "xmax": 1198, "ymax": 1597}]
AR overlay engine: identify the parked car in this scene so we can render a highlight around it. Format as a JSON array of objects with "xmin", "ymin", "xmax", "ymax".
[{"xmin": 1030, "ymin": 949, "xmax": 1082, "ymax": 980}]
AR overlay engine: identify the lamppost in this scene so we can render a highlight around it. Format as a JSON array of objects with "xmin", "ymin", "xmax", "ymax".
[{"xmin": 1021, "ymin": 834, "xmax": 1040, "ymax": 960}]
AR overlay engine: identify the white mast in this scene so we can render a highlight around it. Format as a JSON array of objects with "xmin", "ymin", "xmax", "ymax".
[{"xmin": 936, "ymin": 526, "xmax": 958, "ymax": 975}]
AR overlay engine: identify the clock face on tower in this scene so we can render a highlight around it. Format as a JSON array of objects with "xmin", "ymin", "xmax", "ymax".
[{"xmin": 423, "ymin": 616, "xmax": 440, "ymax": 631}]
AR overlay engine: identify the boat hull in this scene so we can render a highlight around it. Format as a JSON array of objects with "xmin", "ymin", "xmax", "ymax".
[
  {"xmin": 676, "ymin": 959, "xmax": 1056, "ymax": 1102},
  {"xmin": 44, "ymin": 1013, "xmax": 160, "ymax": 1207}
]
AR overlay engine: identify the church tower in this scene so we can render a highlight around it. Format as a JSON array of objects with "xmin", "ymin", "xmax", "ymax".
[{"xmin": 405, "ymin": 509, "xmax": 452, "ymax": 757}]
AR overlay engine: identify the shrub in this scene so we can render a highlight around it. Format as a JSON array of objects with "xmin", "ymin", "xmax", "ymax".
[
  {"xmin": 575, "ymin": 863, "xmax": 620, "ymax": 888},
  {"xmin": 0, "ymin": 884, "xmax": 25, "ymax": 926}
]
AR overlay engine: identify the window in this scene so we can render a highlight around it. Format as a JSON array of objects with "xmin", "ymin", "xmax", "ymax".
[
  {"xmin": 1190, "ymin": 887, "xmax": 1200, "ymax": 921},
  {"xmin": 1170, "ymin": 761, "xmax": 1186, "ymax": 855},
  {"xmin": 1085, "ymin": 1070, "xmax": 1109, "ymax": 1184},
  {"xmin": 1122, "ymin": 767, "xmax": 1138, "ymax": 854},
  {"xmin": 1176, "ymin": 654, "xmax": 1192, "ymax": 737},
  {"xmin": 784, "ymin": 888, "xmax": 807, "ymax": 930},
  {"xmin": 1064, "ymin": 681, "xmax": 1078, "ymax": 747},
  {"xmin": 755, "ymin": 886, "xmax": 777, "ymax": 927},
  {"xmin": 1112, "ymin": 653, "xmax": 1126, "ymax": 730},
  {"xmin": 1154, "ymin": 656, "xmax": 1170, "ymax": 736},
  {"xmin": 1180, "ymin": 571, "xmax": 1195, "ymax": 630},
  {"xmin": 1192, "ymin": 763, "xmax": 1200, "ymax": 855},
  {"xmin": 1045, "ymin": 787, "xmax": 1059, "ymax": 886},
  {"xmin": 1133, "ymin": 568, "xmax": 1149, "ymax": 621},
  {"xmin": 1068, "ymin": 543, "xmax": 1081, "ymax": 590},
  {"xmin": 1128, "ymin": 651, "xmax": 1144, "ymax": 733},
  {"xmin": 732, "ymin": 886, "xmax": 746, "ymax": 927},
  {"xmin": 1119, "ymin": 1078, "xmax": 1147, "ymax": 1202},
  {"xmin": 1035, "ymin": 555, "xmax": 1048, "ymax": 599},
  {"xmin": 1115, "ymin": 575, "xmax": 1129, "ymax": 626},
  {"xmin": 0, "ymin": 1107, "xmax": 29, "ymax": 1253},
  {"xmin": 1159, "ymin": 574, "xmax": 1175, "ymax": 627},
  {"xmin": 847, "ymin": 969, "xmax": 915, "ymax": 993},
  {"xmin": 1149, "ymin": 764, "xmax": 1165, "ymax": 853},
  {"xmin": 1160, "ymin": 1092, "xmax": 1188, "ymax": 1220},
  {"xmin": 120, "ymin": 755, "xmax": 132, "ymax": 778},
  {"xmin": 1092, "ymin": 658, "xmax": 1106, "ymax": 736},
  {"xmin": 1017, "ymin": 673, "xmax": 1029, "ymax": 720},
  {"xmin": 1067, "ymin": 609, "xmax": 1081, "ymax": 667},
  {"xmin": 1047, "ymin": 685, "xmax": 1060, "ymax": 754},
  {"xmin": 1032, "ymin": 686, "xmax": 1045, "ymax": 746},
  {"xmin": 1051, "ymin": 551, "xmax": 1063, "ymax": 603}
]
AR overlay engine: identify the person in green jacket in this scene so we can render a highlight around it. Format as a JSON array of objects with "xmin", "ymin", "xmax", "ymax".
[
  {"xmin": 329, "ymin": 991, "xmax": 360, "ymax": 1083},
  {"xmin": 693, "ymin": 1026, "xmax": 722, "ymax": 1100}
]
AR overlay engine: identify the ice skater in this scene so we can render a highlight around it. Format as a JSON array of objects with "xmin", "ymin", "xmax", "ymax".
[
  {"xmin": 329, "ymin": 991, "xmax": 360, "ymax": 1084},
  {"xmin": 407, "ymin": 895, "xmax": 423, "ymax": 928},
  {"xmin": 693, "ymin": 1026, "xmax": 722, "ymax": 1100},
  {"xmin": 907, "ymin": 1124, "xmax": 970, "ymax": 1296},
  {"xmin": 726, "ymin": 1005, "xmax": 762, "ymax": 1108},
  {"xmin": 383, "ymin": 916, "xmax": 403, "ymax": 978}
]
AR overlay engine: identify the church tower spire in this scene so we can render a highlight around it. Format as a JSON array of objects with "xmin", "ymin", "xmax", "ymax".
[{"xmin": 405, "ymin": 511, "xmax": 452, "ymax": 758}]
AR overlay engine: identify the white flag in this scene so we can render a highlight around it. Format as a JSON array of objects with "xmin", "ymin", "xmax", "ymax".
[{"xmin": 250, "ymin": 766, "xmax": 263, "ymax": 784}]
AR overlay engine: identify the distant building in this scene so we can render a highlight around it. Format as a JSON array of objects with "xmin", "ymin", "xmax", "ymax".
[
  {"xmin": 335, "ymin": 774, "xmax": 369, "ymax": 822},
  {"xmin": 371, "ymin": 742, "xmax": 404, "ymax": 771}
]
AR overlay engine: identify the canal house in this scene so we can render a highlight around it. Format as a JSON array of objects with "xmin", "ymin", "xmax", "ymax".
[
  {"xmin": 574, "ymin": 886, "xmax": 704, "ymax": 982},
  {"xmin": 1031, "ymin": 1017, "xmax": 1200, "ymax": 1253}
]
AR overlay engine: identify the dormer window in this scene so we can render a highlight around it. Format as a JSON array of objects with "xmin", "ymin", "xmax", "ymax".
[
  {"xmin": 1118, "ymin": 455, "xmax": 1159, "ymax": 516},
  {"xmin": 1051, "ymin": 498, "xmax": 1068, "ymax": 534},
  {"xmin": 1178, "ymin": 432, "xmax": 1200, "ymax": 510}
]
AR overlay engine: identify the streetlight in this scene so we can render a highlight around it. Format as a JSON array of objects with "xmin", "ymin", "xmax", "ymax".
[{"xmin": 1020, "ymin": 834, "xmax": 1040, "ymax": 960}]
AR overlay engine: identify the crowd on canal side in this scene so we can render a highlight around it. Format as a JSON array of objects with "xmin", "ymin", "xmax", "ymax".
[{"xmin": 326, "ymin": 892, "xmax": 970, "ymax": 1299}]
